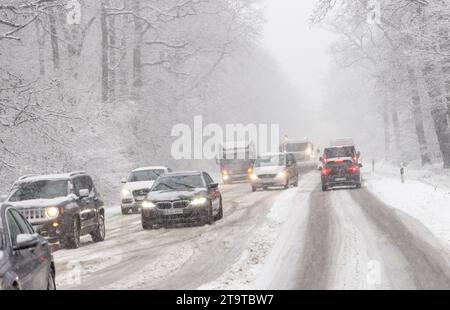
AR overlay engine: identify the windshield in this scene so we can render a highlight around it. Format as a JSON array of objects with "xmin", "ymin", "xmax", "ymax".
[
  {"xmin": 128, "ymin": 170, "xmax": 164, "ymax": 182},
  {"xmin": 324, "ymin": 147, "xmax": 355, "ymax": 159},
  {"xmin": 152, "ymin": 175, "xmax": 204, "ymax": 191},
  {"xmin": 254, "ymin": 155, "xmax": 286, "ymax": 168},
  {"xmin": 285, "ymin": 143, "xmax": 310, "ymax": 153},
  {"xmin": 8, "ymin": 180, "xmax": 69, "ymax": 202}
]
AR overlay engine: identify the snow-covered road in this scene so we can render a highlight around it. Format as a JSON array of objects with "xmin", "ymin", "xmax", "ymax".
[{"xmin": 54, "ymin": 171, "xmax": 450, "ymax": 290}]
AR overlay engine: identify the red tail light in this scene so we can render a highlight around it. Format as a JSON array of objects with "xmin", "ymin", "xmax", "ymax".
[
  {"xmin": 321, "ymin": 167, "xmax": 331, "ymax": 176},
  {"xmin": 348, "ymin": 165, "xmax": 359, "ymax": 174}
]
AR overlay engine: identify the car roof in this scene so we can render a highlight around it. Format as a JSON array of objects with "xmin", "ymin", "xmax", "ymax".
[
  {"xmin": 14, "ymin": 172, "xmax": 87, "ymax": 184},
  {"xmin": 132, "ymin": 166, "xmax": 168, "ymax": 172},
  {"xmin": 163, "ymin": 171, "xmax": 203, "ymax": 177}
]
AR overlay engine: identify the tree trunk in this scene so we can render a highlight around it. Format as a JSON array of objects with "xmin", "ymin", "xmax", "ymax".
[
  {"xmin": 423, "ymin": 61, "xmax": 450, "ymax": 168},
  {"xmin": 132, "ymin": 0, "xmax": 143, "ymax": 99},
  {"xmin": 407, "ymin": 65, "xmax": 431, "ymax": 165},
  {"xmin": 383, "ymin": 103, "xmax": 391, "ymax": 159},
  {"xmin": 35, "ymin": 19, "xmax": 46, "ymax": 75},
  {"xmin": 49, "ymin": 9, "xmax": 60, "ymax": 71},
  {"xmin": 391, "ymin": 103, "xmax": 401, "ymax": 154},
  {"xmin": 100, "ymin": 1, "xmax": 109, "ymax": 103},
  {"xmin": 108, "ymin": 12, "xmax": 116, "ymax": 103}
]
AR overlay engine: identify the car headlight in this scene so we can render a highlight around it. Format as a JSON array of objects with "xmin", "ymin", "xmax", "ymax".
[
  {"xmin": 45, "ymin": 206, "xmax": 60, "ymax": 219},
  {"xmin": 277, "ymin": 171, "xmax": 287, "ymax": 178},
  {"xmin": 121, "ymin": 189, "xmax": 131, "ymax": 197},
  {"xmin": 191, "ymin": 197, "xmax": 208, "ymax": 206},
  {"xmin": 142, "ymin": 200, "xmax": 156, "ymax": 209},
  {"xmin": 250, "ymin": 174, "xmax": 258, "ymax": 181},
  {"xmin": 305, "ymin": 148, "xmax": 312, "ymax": 156}
]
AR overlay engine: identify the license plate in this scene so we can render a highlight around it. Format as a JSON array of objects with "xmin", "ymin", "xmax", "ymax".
[
  {"xmin": 335, "ymin": 177, "xmax": 347, "ymax": 181},
  {"xmin": 165, "ymin": 209, "xmax": 184, "ymax": 215},
  {"xmin": 136, "ymin": 196, "xmax": 146, "ymax": 201}
]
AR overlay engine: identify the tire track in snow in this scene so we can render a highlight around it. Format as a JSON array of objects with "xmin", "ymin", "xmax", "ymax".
[{"xmin": 350, "ymin": 189, "xmax": 450, "ymax": 290}]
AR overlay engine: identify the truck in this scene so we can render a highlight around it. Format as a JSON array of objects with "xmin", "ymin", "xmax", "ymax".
[{"xmin": 218, "ymin": 141, "xmax": 256, "ymax": 184}]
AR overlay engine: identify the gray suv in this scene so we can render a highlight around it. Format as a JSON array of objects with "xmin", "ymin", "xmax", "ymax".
[{"xmin": 5, "ymin": 171, "xmax": 105, "ymax": 249}]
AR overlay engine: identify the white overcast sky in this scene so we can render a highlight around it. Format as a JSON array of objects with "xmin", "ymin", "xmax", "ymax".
[{"xmin": 261, "ymin": 0, "xmax": 337, "ymax": 110}]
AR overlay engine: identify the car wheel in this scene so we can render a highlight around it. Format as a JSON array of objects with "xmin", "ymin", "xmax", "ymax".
[
  {"xmin": 142, "ymin": 220, "xmax": 154, "ymax": 230},
  {"xmin": 47, "ymin": 268, "xmax": 56, "ymax": 290},
  {"xmin": 293, "ymin": 176, "xmax": 299, "ymax": 187},
  {"xmin": 356, "ymin": 183, "xmax": 362, "ymax": 189},
  {"xmin": 215, "ymin": 198, "xmax": 224, "ymax": 221},
  {"xmin": 251, "ymin": 186, "xmax": 257, "ymax": 192},
  {"xmin": 322, "ymin": 185, "xmax": 328, "ymax": 192},
  {"xmin": 284, "ymin": 179, "xmax": 289, "ymax": 189},
  {"xmin": 204, "ymin": 203, "xmax": 214, "ymax": 225},
  {"xmin": 64, "ymin": 217, "xmax": 81, "ymax": 249},
  {"xmin": 91, "ymin": 214, "xmax": 106, "ymax": 243},
  {"xmin": 121, "ymin": 208, "xmax": 128, "ymax": 215}
]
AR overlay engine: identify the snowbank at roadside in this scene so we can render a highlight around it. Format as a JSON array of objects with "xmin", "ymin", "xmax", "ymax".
[
  {"xmin": 364, "ymin": 164, "xmax": 450, "ymax": 251},
  {"xmin": 198, "ymin": 187, "xmax": 299, "ymax": 289}
]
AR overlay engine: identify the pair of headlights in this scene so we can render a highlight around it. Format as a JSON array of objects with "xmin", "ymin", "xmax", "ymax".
[
  {"xmin": 250, "ymin": 171, "xmax": 287, "ymax": 180},
  {"xmin": 142, "ymin": 197, "xmax": 208, "ymax": 209}
]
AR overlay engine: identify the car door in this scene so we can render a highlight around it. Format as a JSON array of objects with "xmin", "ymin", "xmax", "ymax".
[
  {"xmin": 6, "ymin": 208, "xmax": 40, "ymax": 290},
  {"xmin": 72, "ymin": 176, "xmax": 94, "ymax": 232},
  {"xmin": 203, "ymin": 173, "xmax": 220, "ymax": 212},
  {"xmin": 86, "ymin": 176, "xmax": 103, "ymax": 227},
  {"xmin": 10, "ymin": 209, "xmax": 49, "ymax": 289}
]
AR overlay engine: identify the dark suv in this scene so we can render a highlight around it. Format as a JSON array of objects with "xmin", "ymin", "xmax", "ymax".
[
  {"xmin": 5, "ymin": 171, "xmax": 105, "ymax": 249},
  {"xmin": 0, "ymin": 204, "xmax": 55, "ymax": 290}
]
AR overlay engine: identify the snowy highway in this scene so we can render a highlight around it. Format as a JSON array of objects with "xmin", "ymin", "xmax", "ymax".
[{"xmin": 53, "ymin": 171, "xmax": 450, "ymax": 290}]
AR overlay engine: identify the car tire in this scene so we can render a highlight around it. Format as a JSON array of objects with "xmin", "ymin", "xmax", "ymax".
[
  {"xmin": 215, "ymin": 198, "xmax": 224, "ymax": 221},
  {"xmin": 251, "ymin": 186, "xmax": 257, "ymax": 192},
  {"xmin": 293, "ymin": 177, "xmax": 299, "ymax": 187},
  {"xmin": 322, "ymin": 185, "xmax": 328, "ymax": 192},
  {"xmin": 142, "ymin": 220, "xmax": 154, "ymax": 230},
  {"xmin": 47, "ymin": 268, "xmax": 56, "ymax": 290},
  {"xmin": 91, "ymin": 214, "xmax": 106, "ymax": 243},
  {"xmin": 356, "ymin": 183, "xmax": 362, "ymax": 189},
  {"xmin": 63, "ymin": 217, "xmax": 81, "ymax": 249},
  {"xmin": 284, "ymin": 179, "xmax": 289, "ymax": 190},
  {"xmin": 121, "ymin": 208, "xmax": 128, "ymax": 215},
  {"xmin": 204, "ymin": 203, "xmax": 214, "ymax": 225}
]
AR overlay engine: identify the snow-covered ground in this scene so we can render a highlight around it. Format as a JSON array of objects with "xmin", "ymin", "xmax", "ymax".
[{"xmin": 364, "ymin": 164, "xmax": 450, "ymax": 252}]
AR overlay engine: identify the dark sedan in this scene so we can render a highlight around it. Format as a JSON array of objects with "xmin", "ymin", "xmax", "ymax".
[
  {"xmin": 321, "ymin": 158, "xmax": 362, "ymax": 191},
  {"xmin": 0, "ymin": 204, "xmax": 55, "ymax": 290},
  {"xmin": 141, "ymin": 171, "xmax": 223, "ymax": 229}
]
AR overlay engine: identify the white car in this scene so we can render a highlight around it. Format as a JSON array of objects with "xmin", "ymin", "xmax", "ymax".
[
  {"xmin": 249, "ymin": 153, "xmax": 299, "ymax": 191},
  {"xmin": 120, "ymin": 166, "xmax": 171, "ymax": 214}
]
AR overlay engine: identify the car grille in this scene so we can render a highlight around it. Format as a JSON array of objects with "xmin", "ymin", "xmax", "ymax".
[
  {"xmin": 20, "ymin": 208, "xmax": 46, "ymax": 223},
  {"xmin": 133, "ymin": 188, "xmax": 151, "ymax": 201},
  {"xmin": 258, "ymin": 174, "xmax": 277, "ymax": 179},
  {"xmin": 156, "ymin": 200, "xmax": 190, "ymax": 210}
]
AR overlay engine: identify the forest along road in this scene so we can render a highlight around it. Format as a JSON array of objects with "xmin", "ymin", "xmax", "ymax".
[{"xmin": 54, "ymin": 172, "xmax": 450, "ymax": 289}]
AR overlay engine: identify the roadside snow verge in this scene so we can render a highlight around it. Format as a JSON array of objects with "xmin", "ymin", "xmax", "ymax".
[
  {"xmin": 198, "ymin": 188, "xmax": 299, "ymax": 289},
  {"xmin": 364, "ymin": 167, "xmax": 450, "ymax": 252}
]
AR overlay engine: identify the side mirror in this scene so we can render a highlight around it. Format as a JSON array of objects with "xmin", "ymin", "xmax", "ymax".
[
  {"xmin": 318, "ymin": 166, "xmax": 323, "ymax": 171},
  {"xmin": 209, "ymin": 183, "xmax": 219, "ymax": 190},
  {"xmin": 14, "ymin": 234, "xmax": 39, "ymax": 251},
  {"xmin": 79, "ymin": 189, "xmax": 90, "ymax": 198},
  {"xmin": 319, "ymin": 157, "xmax": 323, "ymax": 162},
  {"xmin": 121, "ymin": 178, "xmax": 127, "ymax": 184},
  {"xmin": 357, "ymin": 151, "xmax": 361, "ymax": 158},
  {"xmin": 359, "ymin": 163, "xmax": 363, "ymax": 168}
]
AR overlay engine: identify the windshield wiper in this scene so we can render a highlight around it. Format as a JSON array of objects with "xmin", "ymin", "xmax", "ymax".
[
  {"xmin": 156, "ymin": 182, "xmax": 175, "ymax": 190},
  {"xmin": 174, "ymin": 182, "xmax": 197, "ymax": 189}
]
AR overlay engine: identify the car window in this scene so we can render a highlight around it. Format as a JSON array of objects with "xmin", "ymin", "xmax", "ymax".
[
  {"xmin": 72, "ymin": 176, "xmax": 83, "ymax": 196},
  {"xmin": 205, "ymin": 173, "xmax": 214, "ymax": 185},
  {"xmin": 10, "ymin": 209, "xmax": 34, "ymax": 235},
  {"xmin": 6, "ymin": 210, "xmax": 22, "ymax": 246},
  {"xmin": 84, "ymin": 176, "xmax": 94, "ymax": 193},
  {"xmin": 152, "ymin": 175, "xmax": 205, "ymax": 191},
  {"xmin": 8, "ymin": 180, "xmax": 69, "ymax": 202}
]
